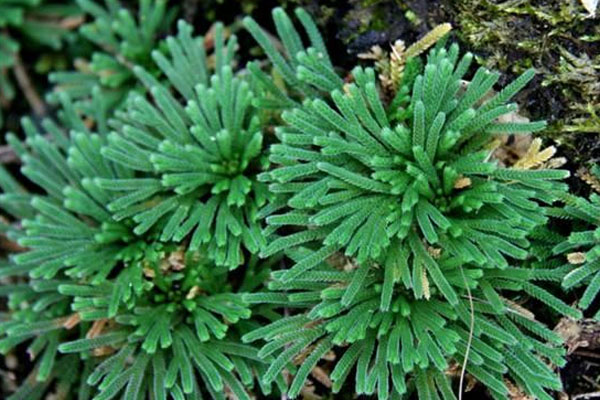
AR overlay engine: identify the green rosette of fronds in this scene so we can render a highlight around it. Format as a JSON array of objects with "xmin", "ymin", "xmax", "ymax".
[
  {"xmin": 250, "ymin": 8, "xmax": 569, "ymax": 287},
  {"xmin": 97, "ymin": 21, "xmax": 268, "ymax": 268},
  {"xmin": 48, "ymin": 0, "xmax": 178, "ymax": 115},
  {"xmin": 0, "ymin": 20, "xmax": 279, "ymax": 400},
  {"xmin": 54, "ymin": 251, "xmax": 280, "ymax": 400},
  {"xmin": 0, "ymin": 96, "xmax": 279, "ymax": 400},
  {"xmin": 242, "ymin": 7, "xmax": 579, "ymax": 400},
  {"xmin": 0, "ymin": 243, "xmax": 278, "ymax": 399},
  {"xmin": 244, "ymin": 249, "xmax": 574, "ymax": 400}
]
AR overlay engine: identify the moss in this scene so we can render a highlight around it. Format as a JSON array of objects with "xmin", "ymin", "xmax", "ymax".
[
  {"xmin": 543, "ymin": 48, "xmax": 600, "ymax": 134},
  {"xmin": 446, "ymin": 0, "xmax": 600, "ymax": 160}
]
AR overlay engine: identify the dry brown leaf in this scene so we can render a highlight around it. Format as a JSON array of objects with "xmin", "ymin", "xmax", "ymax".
[
  {"xmin": 86, "ymin": 319, "xmax": 108, "ymax": 339},
  {"xmin": 568, "ymin": 252, "xmax": 587, "ymax": 265},
  {"xmin": 159, "ymin": 247, "xmax": 186, "ymax": 272},
  {"xmin": 577, "ymin": 167, "xmax": 600, "ymax": 193},
  {"xmin": 322, "ymin": 350, "xmax": 336, "ymax": 362},
  {"xmin": 492, "ymin": 134, "xmax": 532, "ymax": 166},
  {"xmin": 93, "ymin": 347, "xmax": 116, "ymax": 357},
  {"xmin": 446, "ymin": 363, "xmax": 477, "ymax": 391},
  {"xmin": 427, "ymin": 246, "xmax": 442, "ymax": 259},
  {"xmin": 59, "ymin": 16, "xmax": 85, "ymax": 30},
  {"xmin": 186, "ymin": 285, "xmax": 201, "ymax": 300},
  {"xmin": 0, "ymin": 233, "xmax": 27, "ymax": 253},
  {"xmin": 357, "ymin": 24, "xmax": 451, "ymax": 96},
  {"xmin": 143, "ymin": 267, "xmax": 156, "ymax": 278},
  {"xmin": 299, "ymin": 383, "xmax": 322, "ymax": 400},
  {"xmin": 490, "ymin": 109, "xmax": 532, "ymax": 164},
  {"xmin": 389, "ymin": 40, "xmax": 407, "ymax": 92},
  {"xmin": 327, "ymin": 252, "xmax": 348, "ymax": 270},
  {"xmin": 358, "ymin": 44, "xmax": 395, "ymax": 92},
  {"xmin": 4, "ymin": 353, "xmax": 18, "ymax": 370},
  {"xmin": 343, "ymin": 258, "xmax": 359, "ymax": 272},
  {"xmin": 311, "ymin": 366, "xmax": 332, "ymax": 388},
  {"xmin": 489, "ymin": 107, "xmax": 565, "ymax": 169},
  {"xmin": 357, "ymin": 45, "xmax": 384, "ymax": 61},
  {"xmin": 544, "ymin": 157, "xmax": 567, "ymax": 169},
  {"xmin": 422, "ymin": 268, "xmax": 430, "ymax": 300},
  {"xmin": 557, "ymin": 392, "xmax": 569, "ymax": 400},
  {"xmin": 555, "ymin": 317, "xmax": 600, "ymax": 354},
  {"xmin": 169, "ymin": 249, "xmax": 186, "ymax": 270},
  {"xmin": 453, "ymin": 176, "xmax": 472, "ymax": 189},
  {"xmin": 63, "ymin": 313, "xmax": 81, "ymax": 330},
  {"xmin": 504, "ymin": 298, "xmax": 535, "ymax": 320},
  {"xmin": 514, "ymin": 138, "xmax": 557, "ymax": 169},
  {"xmin": 494, "ymin": 133, "xmax": 565, "ymax": 170},
  {"xmin": 506, "ymin": 380, "xmax": 535, "ymax": 400},
  {"xmin": 294, "ymin": 344, "xmax": 317, "ymax": 366}
]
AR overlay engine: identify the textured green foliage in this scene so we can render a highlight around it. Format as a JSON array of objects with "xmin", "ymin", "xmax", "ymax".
[
  {"xmin": 100, "ymin": 21, "xmax": 268, "ymax": 267},
  {"xmin": 552, "ymin": 181, "xmax": 600, "ymax": 319},
  {"xmin": 243, "ymin": 7, "xmax": 341, "ymax": 108},
  {"xmin": 241, "ymin": 7, "xmax": 578, "ymax": 400},
  {"xmin": 0, "ymin": 3, "xmax": 589, "ymax": 400},
  {"xmin": 55, "ymin": 254, "xmax": 277, "ymax": 400},
  {"xmin": 0, "ymin": 92, "xmax": 116, "ymax": 400},
  {"xmin": 254, "ymin": 9, "xmax": 567, "ymax": 284},
  {"xmin": 0, "ymin": 18, "xmax": 279, "ymax": 400},
  {"xmin": 244, "ymin": 256, "xmax": 570, "ymax": 400},
  {"xmin": 0, "ymin": 0, "xmax": 79, "ymax": 49},
  {"xmin": 48, "ymin": 0, "xmax": 177, "ymax": 115},
  {"xmin": 0, "ymin": 0, "xmax": 82, "ymax": 127}
]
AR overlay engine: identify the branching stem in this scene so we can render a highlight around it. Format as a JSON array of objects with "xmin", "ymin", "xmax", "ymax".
[{"xmin": 12, "ymin": 52, "xmax": 47, "ymax": 118}]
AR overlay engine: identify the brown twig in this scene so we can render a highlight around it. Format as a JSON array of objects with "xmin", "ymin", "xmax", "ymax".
[
  {"xmin": 583, "ymin": 375, "xmax": 600, "ymax": 391},
  {"xmin": 12, "ymin": 52, "xmax": 47, "ymax": 118}
]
